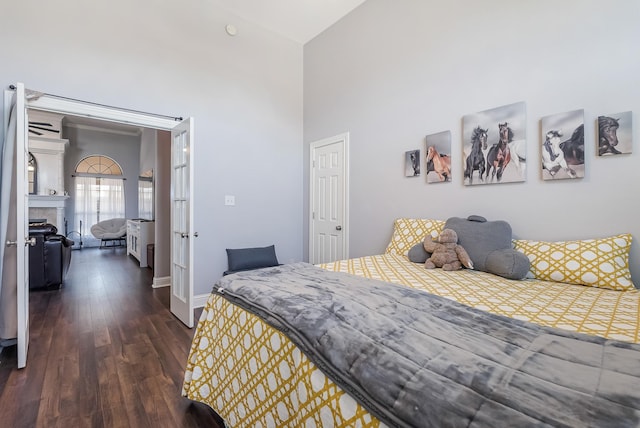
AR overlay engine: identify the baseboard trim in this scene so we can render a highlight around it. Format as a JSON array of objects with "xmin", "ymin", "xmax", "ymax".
[
  {"xmin": 150, "ymin": 277, "xmax": 209, "ymax": 308},
  {"xmin": 152, "ymin": 276, "xmax": 171, "ymax": 288},
  {"xmin": 193, "ymin": 293, "xmax": 210, "ymax": 309}
]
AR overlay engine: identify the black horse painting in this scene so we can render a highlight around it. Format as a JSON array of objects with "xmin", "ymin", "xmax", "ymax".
[
  {"xmin": 485, "ymin": 122, "xmax": 512, "ymax": 182},
  {"xmin": 409, "ymin": 151, "xmax": 420, "ymax": 176},
  {"xmin": 598, "ymin": 116, "xmax": 621, "ymax": 155},
  {"xmin": 560, "ymin": 124, "xmax": 584, "ymax": 165},
  {"xmin": 464, "ymin": 126, "xmax": 487, "ymax": 184}
]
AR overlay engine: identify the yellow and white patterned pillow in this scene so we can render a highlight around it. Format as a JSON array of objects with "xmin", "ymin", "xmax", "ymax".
[
  {"xmin": 385, "ymin": 218, "xmax": 445, "ymax": 256},
  {"xmin": 513, "ymin": 234, "xmax": 635, "ymax": 291}
]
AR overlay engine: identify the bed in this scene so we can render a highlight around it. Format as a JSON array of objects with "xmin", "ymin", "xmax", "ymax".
[{"xmin": 182, "ymin": 218, "xmax": 640, "ymax": 427}]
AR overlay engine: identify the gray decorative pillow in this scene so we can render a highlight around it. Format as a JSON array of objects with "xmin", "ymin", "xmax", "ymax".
[
  {"xmin": 485, "ymin": 249, "xmax": 530, "ymax": 281},
  {"xmin": 225, "ymin": 245, "xmax": 279, "ymax": 275},
  {"xmin": 444, "ymin": 216, "xmax": 529, "ymax": 280},
  {"xmin": 408, "ymin": 243, "xmax": 431, "ymax": 263}
]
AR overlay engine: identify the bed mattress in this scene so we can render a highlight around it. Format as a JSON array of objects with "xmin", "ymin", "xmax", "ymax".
[{"xmin": 182, "ymin": 254, "xmax": 640, "ymax": 427}]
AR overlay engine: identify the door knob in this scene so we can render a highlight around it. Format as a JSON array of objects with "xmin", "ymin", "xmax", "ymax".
[
  {"xmin": 6, "ymin": 237, "xmax": 36, "ymax": 247},
  {"xmin": 181, "ymin": 233, "xmax": 188, "ymax": 238},
  {"xmin": 336, "ymin": 226, "xmax": 342, "ymax": 231}
]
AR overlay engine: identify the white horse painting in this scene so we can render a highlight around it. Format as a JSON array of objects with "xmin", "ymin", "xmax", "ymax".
[{"xmin": 541, "ymin": 130, "xmax": 576, "ymax": 179}]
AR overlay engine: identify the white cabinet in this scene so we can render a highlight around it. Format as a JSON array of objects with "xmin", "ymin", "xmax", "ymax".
[{"xmin": 127, "ymin": 220, "xmax": 155, "ymax": 268}]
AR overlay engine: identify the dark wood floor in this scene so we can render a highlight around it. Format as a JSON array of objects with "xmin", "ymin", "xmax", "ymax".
[{"xmin": 0, "ymin": 247, "xmax": 223, "ymax": 428}]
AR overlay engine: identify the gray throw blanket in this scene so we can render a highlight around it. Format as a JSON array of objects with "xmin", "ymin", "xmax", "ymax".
[{"xmin": 215, "ymin": 262, "xmax": 640, "ymax": 428}]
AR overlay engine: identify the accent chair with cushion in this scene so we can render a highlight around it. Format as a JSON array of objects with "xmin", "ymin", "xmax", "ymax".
[{"xmin": 90, "ymin": 218, "xmax": 127, "ymax": 248}]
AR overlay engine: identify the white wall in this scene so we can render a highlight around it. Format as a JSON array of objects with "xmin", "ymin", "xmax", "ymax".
[
  {"xmin": 1, "ymin": 0, "xmax": 303, "ymax": 295},
  {"xmin": 304, "ymin": 0, "xmax": 640, "ymax": 282}
]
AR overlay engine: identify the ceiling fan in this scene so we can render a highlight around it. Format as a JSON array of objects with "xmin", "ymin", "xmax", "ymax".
[{"xmin": 28, "ymin": 121, "xmax": 60, "ymax": 136}]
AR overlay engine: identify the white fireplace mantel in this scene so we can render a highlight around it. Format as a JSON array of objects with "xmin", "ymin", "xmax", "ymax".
[
  {"xmin": 29, "ymin": 195, "xmax": 70, "ymax": 230},
  {"xmin": 29, "ymin": 194, "xmax": 70, "ymax": 208}
]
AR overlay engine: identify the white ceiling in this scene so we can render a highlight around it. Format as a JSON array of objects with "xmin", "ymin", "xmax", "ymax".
[{"xmin": 210, "ymin": 0, "xmax": 367, "ymax": 44}]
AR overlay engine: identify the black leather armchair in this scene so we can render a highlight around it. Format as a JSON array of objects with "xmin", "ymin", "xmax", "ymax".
[{"xmin": 29, "ymin": 223, "xmax": 74, "ymax": 289}]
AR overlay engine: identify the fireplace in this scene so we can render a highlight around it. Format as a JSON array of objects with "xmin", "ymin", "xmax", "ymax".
[{"xmin": 29, "ymin": 195, "xmax": 69, "ymax": 231}]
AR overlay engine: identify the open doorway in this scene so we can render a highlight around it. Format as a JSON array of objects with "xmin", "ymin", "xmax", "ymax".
[
  {"xmin": 21, "ymin": 88, "xmax": 196, "ymax": 328},
  {"xmin": 4, "ymin": 84, "xmax": 196, "ymax": 369},
  {"xmin": 28, "ymin": 109, "xmax": 169, "ymax": 284}
]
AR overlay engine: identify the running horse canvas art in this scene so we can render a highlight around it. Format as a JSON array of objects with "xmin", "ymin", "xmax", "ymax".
[
  {"xmin": 560, "ymin": 124, "xmax": 585, "ymax": 165},
  {"xmin": 463, "ymin": 127, "xmax": 487, "ymax": 184},
  {"xmin": 485, "ymin": 122, "xmax": 512, "ymax": 182},
  {"xmin": 426, "ymin": 146, "xmax": 451, "ymax": 182},
  {"xmin": 598, "ymin": 116, "xmax": 621, "ymax": 155},
  {"xmin": 542, "ymin": 130, "xmax": 577, "ymax": 179},
  {"xmin": 405, "ymin": 150, "xmax": 420, "ymax": 176}
]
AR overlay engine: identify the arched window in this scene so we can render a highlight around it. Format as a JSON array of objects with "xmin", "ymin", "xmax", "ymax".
[
  {"xmin": 75, "ymin": 155, "xmax": 123, "ymax": 175},
  {"xmin": 74, "ymin": 156, "xmax": 125, "ymax": 246},
  {"xmin": 28, "ymin": 152, "xmax": 37, "ymax": 194}
]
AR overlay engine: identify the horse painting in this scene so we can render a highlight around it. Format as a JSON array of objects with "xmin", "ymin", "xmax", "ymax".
[
  {"xmin": 598, "ymin": 116, "xmax": 621, "ymax": 155},
  {"xmin": 406, "ymin": 150, "xmax": 420, "ymax": 176},
  {"xmin": 426, "ymin": 146, "xmax": 451, "ymax": 182},
  {"xmin": 508, "ymin": 139, "xmax": 526, "ymax": 176},
  {"xmin": 560, "ymin": 124, "xmax": 584, "ymax": 165},
  {"xmin": 463, "ymin": 126, "xmax": 487, "ymax": 184},
  {"xmin": 485, "ymin": 122, "xmax": 512, "ymax": 182},
  {"xmin": 542, "ymin": 130, "xmax": 576, "ymax": 179}
]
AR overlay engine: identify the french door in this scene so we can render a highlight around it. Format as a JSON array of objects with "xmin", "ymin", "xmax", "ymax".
[
  {"xmin": 2, "ymin": 83, "xmax": 32, "ymax": 368},
  {"xmin": 170, "ymin": 118, "xmax": 195, "ymax": 328}
]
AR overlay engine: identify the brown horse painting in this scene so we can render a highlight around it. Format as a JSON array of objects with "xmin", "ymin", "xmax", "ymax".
[
  {"xmin": 426, "ymin": 146, "xmax": 451, "ymax": 182},
  {"xmin": 485, "ymin": 122, "xmax": 512, "ymax": 182}
]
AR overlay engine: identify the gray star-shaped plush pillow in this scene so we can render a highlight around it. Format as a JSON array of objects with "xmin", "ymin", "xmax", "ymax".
[{"xmin": 444, "ymin": 215, "xmax": 530, "ymax": 280}]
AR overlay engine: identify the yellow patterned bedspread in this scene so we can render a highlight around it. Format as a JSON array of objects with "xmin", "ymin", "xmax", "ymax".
[{"xmin": 182, "ymin": 254, "xmax": 640, "ymax": 427}]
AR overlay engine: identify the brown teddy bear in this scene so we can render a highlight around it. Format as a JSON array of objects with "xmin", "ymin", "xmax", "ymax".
[{"xmin": 423, "ymin": 228, "xmax": 474, "ymax": 271}]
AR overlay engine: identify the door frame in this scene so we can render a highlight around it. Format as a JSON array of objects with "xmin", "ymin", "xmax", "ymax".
[
  {"xmin": 24, "ymin": 94, "xmax": 195, "ymax": 326},
  {"xmin": 308, "ymin": 133, "xmax": 350, "ymax": 264}
]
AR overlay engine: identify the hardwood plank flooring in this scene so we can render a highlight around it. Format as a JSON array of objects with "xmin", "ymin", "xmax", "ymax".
[{"xmin": 0, "ymin": 247, "xmax": 223, "ymax": 428}]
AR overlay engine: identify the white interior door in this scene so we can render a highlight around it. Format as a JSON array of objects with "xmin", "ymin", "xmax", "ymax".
[
  {"xmin": 170, "ymin": 118, "xmax": 194, "ymax": 328},
  {"xmin": 15, "ymin": 83, "xmax": 30, "ymax": 368},
  {"xmin": 309, "ymin": 134, "xmax": 349, "ymax": 264}
]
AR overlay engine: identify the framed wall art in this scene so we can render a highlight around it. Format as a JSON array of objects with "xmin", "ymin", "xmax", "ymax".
[
  {"xmin": 462, "ymin": 101, "xmax": 526, "ymax": 185},
  {"xmin": 540, "ymin": 109, "xmax": 584, "ymax": 180},
  {"xmin": 425, "ymin": 131, "xmax": 451, "ymax": 183},
  {"xmin": 405, "ymin": 149, "xmax": 420, "ymax": 177},
  {"xmin": 598, "ymin": 111, "xmax": 632, "ymax": 156}
]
